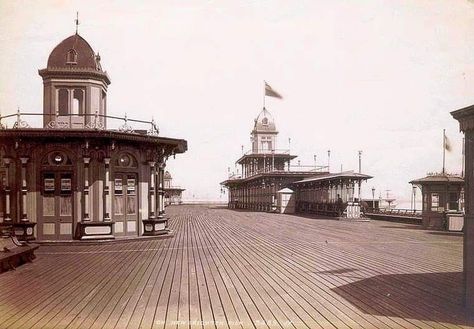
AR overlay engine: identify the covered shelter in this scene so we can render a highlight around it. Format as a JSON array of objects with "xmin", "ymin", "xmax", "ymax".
[
  {"xmin": 292, "ymin": 171, "xmax": 372, "ymax": 218},
  {"xmin": 409, "ymin": 173, "xmax": 464, "ymax": 230}
]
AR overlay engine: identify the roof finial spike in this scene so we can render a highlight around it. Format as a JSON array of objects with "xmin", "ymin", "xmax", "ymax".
[{"xmin": 75, "ymin": 11, "xmax": 80, "ymax": 35}]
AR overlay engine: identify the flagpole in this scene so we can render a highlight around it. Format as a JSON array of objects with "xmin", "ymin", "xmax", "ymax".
[
  {"xmin": 442, "ymin": 129, "xmax": 446, "ymax": 174},
  {"xmin": 263, "ymin": 81, "xmax": 266, "ymax": 109}
]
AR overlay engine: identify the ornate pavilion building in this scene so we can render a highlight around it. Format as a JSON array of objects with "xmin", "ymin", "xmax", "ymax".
[
  {"xmin": 221, "ymin": 107, "xmax": 372, "ymax": 217},
  {"xmin": 0, "ymin": 32, "xmax": 187, "ymax": 241},
  {"xmin": 163, "ymin": 171, "xmax": 185, "ymax": 205}
]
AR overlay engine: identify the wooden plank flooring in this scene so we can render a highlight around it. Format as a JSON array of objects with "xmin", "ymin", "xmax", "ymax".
[{"xmin": 0, "ymin": 205, "xmax": 472, "ymax": 329}]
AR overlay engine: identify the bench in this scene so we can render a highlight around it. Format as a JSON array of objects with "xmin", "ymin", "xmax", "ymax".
[{"xmin": 0, "ymin": 236, "xmax": 39, "ymax": 273}]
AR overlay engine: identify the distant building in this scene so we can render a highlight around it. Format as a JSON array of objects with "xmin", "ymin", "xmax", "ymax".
[
  {"xmin": 163, "ymin": 171, "xmax": 185, "ymax": 205},
  {"xmin": 221, "ymin": 107, "xmax": 372, "ymax": 218},
  {"xmin": 0, "ymin": 32, "xmax": 187, "ymax": 240}
]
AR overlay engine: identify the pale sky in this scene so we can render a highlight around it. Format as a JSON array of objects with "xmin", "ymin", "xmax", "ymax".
[{"xmin": 1, "ymin": 0, "xmax": 474, "ymax": 205}]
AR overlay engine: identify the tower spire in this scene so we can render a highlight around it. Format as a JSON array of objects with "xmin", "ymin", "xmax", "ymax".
[{"xmin": 75, "ymin": 12, "xmax": 80, "ymax": 34}]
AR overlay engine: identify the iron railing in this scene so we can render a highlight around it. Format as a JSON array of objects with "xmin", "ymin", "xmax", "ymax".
[
  {"xmin": 0, "ymin": 110, "xmax": 159, "ymax": 136},
  {"xmin": 365, "ymin": 207, "xmax": 422, "ymax": 217}
]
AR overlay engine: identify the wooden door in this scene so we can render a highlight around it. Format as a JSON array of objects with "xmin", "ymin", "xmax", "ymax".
[
  {"xmin": 39, "ymin": 172, "xmax": 74, "ymax": 240},
  {"xmin": 113, "ymin": 173, "xmax": 138, "ymax": 236}
]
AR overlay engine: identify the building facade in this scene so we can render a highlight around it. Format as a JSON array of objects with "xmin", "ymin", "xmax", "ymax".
[
  {"xmin": 451, "ymin": 104, "xmax": 474, "ymax": 316},
  {"xmin": 0, "ymin": 32, "xmax": 187, "ymax": 241}
]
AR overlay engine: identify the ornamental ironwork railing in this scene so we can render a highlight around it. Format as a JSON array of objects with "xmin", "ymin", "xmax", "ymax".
[
  {"xmin": 227, "ymin": 164, "xmax": 330, "ymax": 180},
  {"xmin": 0, "ymin": 110, "xmax": 159, "ymax": 136},
  {"xmin": 242, "ymin": 149, "xmax": 291, "ymax": 156},
  {"xmin": 365, "ymin": 207, "xmax": 422, "ymax": 217}
]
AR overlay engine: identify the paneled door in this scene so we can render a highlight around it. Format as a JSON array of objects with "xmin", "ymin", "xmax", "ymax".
[
  {"xmin": 113, "ymin": 173, "xmax": 138, "ymax": 236},
  {"xmin": 39, "ymin": 172, "xmax": 74, "ymax": 240}
]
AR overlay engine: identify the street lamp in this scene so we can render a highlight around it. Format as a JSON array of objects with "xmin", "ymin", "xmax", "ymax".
[
  {"xmin": 371, "ymin": 187, "xmax": 376, "ymax": 210},
  {"xmin": 412, "ymin": 185, "xmax": 417, "ymax": 212}
]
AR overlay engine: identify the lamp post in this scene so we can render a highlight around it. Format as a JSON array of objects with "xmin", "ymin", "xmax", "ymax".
[
  {"xmin": 327, "ymin": 150, "xmax": 331, "ymax": 172},
  {"xmin": 371, "ymin": 187, "xmax": 375, "ymax": 210},
  {"xmin": 412, "ymin": 185, "xmax": 417, "ymax": 212}
]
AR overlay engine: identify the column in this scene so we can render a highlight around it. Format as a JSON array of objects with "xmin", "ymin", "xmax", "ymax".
[
  {"xmin": 20, "ymin": 157, "xmax": 29, "ymax": 222},
  {"xmin": 149, "ymin": 161, "xmax": 156, "ymax": 219},
  {"xmin": 103, "ymin": 158, "xmax": 111, "ymax": 221},
  {"xmin": 157, "ymin": 162, "xmax": 165, "ymax": 218},
  {"xmin": 3, "ymin": 158, "xmax": 11, "ymax": 222},
  {"xmin": 83, "ymin": 157, "xmax": 91, "ymax": 221},
  {"xmin": 451, "ymin": 108, "xmax": 474, "ymax": 315}
]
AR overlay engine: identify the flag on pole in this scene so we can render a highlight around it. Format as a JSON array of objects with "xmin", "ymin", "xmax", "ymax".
[
  {"xmin": 264, "ymin": 81, "xmax": 283, "ymax": 99},
  {"xmin": 444, "ymin": 131, "xmax": 452, "ymax": 152}
]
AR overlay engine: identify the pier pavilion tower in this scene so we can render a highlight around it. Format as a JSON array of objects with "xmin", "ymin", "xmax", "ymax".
[{"xmin": 221, "ymin": 106, "xmax": 372, "ymax": 217}]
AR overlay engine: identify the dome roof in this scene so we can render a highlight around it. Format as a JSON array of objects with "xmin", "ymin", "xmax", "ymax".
[
  {"xmin": 253, "ymin": 108, "xmax": 276, "ymax": 132},
  {"xmin": 47, "ymin": 34, "xmax": 101, "ymax": 71},
  {"xmin": 164, "ymin": 171, "xmax": 172, "ymax": 179}
]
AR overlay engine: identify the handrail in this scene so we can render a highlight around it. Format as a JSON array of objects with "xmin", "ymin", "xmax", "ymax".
[
  {"xmin": 0, "ymin": 110, "xmax": 159, "ymax": 135},
  {"xmin": 242, "ymin": 149, "xmax": 291, "ymax": 156},
  {"xmin": 365, "ymin": 207, "xmax": 422, "ymax": 217}
]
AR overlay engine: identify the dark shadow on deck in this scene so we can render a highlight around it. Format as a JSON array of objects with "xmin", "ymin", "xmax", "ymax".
[
  {"xmin": 380, "ymin": 225, "xmax": 424, "ymax": 230},
  {"xmin": 331, "ymin": 271, "xmax": 474, "ymax": 326},
  {"xmin": 427, "ymin": 231, "xmax": 464, "ymax": 237}
]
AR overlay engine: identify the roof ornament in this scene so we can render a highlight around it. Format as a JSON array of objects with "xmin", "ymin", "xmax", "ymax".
[
  {"xmin": 147, "ymin": 117, "xmax": 159, "ymax": 136},
  {"xmin": 95, "ymin": 52, "xmax": 102, "ymax": 71},
  {"xmin": 75, "ymin": 12, "xmax": 80, "ymax": 35},
  {"xmin": 13, "ymin": 107, "xmax": 30, "ymax": 129},
  {"xmin": 85, "ymin": 110, "xmax": 105, "ymax": 130},
  {"xmin": 118, "ymin": 113, "xmax": 134, "ymax": 133},
  {"xmin": 0, "ymin": 110, "xmax": 5, "ymax": 129}
]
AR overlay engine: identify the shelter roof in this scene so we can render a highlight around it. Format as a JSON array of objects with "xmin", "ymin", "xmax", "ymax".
[
  {"xmin": 293, "ymin": 171, "xmax": 373, "ymax": 185},
  {"xmin": 409, "ymin": 173, "xmax": 464, "ymax": 185}
]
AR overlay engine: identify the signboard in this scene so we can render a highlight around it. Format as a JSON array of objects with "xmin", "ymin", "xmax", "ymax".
[
  {"xmin": 61, "ymin": 178, "xmax": 72, "ymax": 192},
  {"xmin": 44, "ymin": 178, "xmax": 55, "ymax": 192},
  {"xmin": 127, "ymin": 179, "xmax": 136, "ymax": 194},
  {"xmin": 114, "ymin": 179, "xmax": 123, "ymax": 194}
]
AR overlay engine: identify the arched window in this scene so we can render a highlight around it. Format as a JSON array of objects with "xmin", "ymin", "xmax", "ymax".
[
  {"xmin": 58, "ymin": 89, "xmax": 69, "ymax": 115},
  {"xmin": 66, "ymin": 49, "xmax": 77, "ymax": 64},
  {"xmin": 262, "ymin": 117, "xmax": 268, "ymax": 125},
  {"xmin": 72, "ymin": 89, "xmax": 84, "ymax": 115}
]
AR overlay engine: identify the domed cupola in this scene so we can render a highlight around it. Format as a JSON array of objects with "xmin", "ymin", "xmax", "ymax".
[
  {"xmin": 253, "ymin": 108, "xmax": 277, "ymax": 133},
  {"xmin": 38, "ymin": 33, "xmax": 111, "ymax": 128},
  {"xmin": 47, "ymin": 34, "xmax": 100, "ymax": 70}
]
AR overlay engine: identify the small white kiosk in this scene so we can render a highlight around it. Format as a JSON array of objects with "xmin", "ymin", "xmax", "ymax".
[{"xmin": 277, "ymin": 188, "xmax": 295, "ymax": 214}]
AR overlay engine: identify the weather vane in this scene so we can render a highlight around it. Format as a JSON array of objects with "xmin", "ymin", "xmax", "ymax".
[{"xmin": 75, "ymin": 11, "xmax": 80, "ymax": 34}]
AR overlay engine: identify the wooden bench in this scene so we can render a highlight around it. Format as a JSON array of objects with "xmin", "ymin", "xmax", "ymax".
[{"xmin": 0, "ymin": 236, "xmax": 39, "ymax": 273}]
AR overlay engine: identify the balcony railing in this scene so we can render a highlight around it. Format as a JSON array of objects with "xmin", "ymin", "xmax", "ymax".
[
  {"xmin": 243, "ymin": 149, "xmax": 290, "ymax": 156},
  {"xmin": 0, "ymin": 110, "xmax": 159, "ymax": 136},
  {"xmin": 227, "ymin": 164, "xmax": 329, "ymax": 180},
  {"xmin": 365, "ymin": 208, "xmax": 422, "ymax": 217}
]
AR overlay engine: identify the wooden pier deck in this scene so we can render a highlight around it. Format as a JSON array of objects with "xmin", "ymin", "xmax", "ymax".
[{"xmin": 0, "ymin": 205, "xmax": 472, "ymax": 328}]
